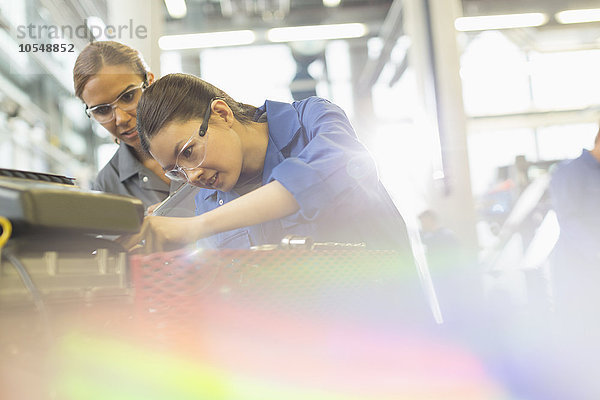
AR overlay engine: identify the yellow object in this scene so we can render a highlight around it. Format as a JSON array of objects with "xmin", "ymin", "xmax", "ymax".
[{"xmin": 0, "ymin": 216, "xmax": 12, "ymax": 249}]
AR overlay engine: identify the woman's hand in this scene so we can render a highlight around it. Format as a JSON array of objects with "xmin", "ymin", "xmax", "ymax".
[
  {"xmin": 118, "ymin": 215, "xmax": 203, "ymax": 253},
  {"xmin": 145, "ymin": 201, "xmax": 162, "ymax": 215},
  {"xmin": 119, "ymin": 181, "xmax": 299, "ymax": 253}
]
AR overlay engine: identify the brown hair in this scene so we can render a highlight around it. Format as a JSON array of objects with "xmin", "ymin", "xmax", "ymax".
[
  {"xmin": 137, "ymin": 73, "xmax": 258, "ymax": 154},
  {"xmin": 73, "ymin": 41, "xmax": 150, "ymax": 99}
]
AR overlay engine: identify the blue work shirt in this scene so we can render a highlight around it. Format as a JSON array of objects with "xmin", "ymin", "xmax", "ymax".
[
  {"xmin": 195, "ymin": 97, "xmax": 410, "ymax": 251},
  {"xmin": 550, "ymin": 149, "xmax": 600, "ymax": 266}
]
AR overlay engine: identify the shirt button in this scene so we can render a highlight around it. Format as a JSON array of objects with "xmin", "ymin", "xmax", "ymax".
[
  {"xmin": 142, "ymin": 176, "xmax": 149, "ymax": 183},
  {"xmin": 218, "ymin": 199, "xmax": 224, "ymax": 205}
]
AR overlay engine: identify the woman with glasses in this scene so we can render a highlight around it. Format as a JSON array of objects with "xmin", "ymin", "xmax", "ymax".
[
  {"xmin": 73, "ymin": 41, "xmax": 194, "ymax": 214},
  {"xmin": 122, "ymin": 73, "xmax": 410, "ymax": 252}
]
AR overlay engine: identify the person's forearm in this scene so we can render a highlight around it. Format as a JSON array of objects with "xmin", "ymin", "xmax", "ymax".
[{"xmin": 192, "ymin": 180, "xmax": 300, "ymax": 239}]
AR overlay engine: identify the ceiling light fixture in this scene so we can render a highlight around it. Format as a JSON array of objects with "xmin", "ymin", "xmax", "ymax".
[
  {"xmin": 158, "ymin": 30, "xmax": 256, "ymax": 50},
  {"xmin": 164, "ymin": 0, "xmax": 187, "ymax": 19},
  {"xmin": 555, "ymin": 8, "xmax": 600, "ymax": 24},
  {"xmin": 454, "ymin": 13, "xmax": 548, "ymax": 31},
  {"xmin": 267, "ymin": 23, "xmax": 368, "ymax": 43},
  {"xmin": 323, "ymin": 0, "xmax": 341, "ymax": 7}
]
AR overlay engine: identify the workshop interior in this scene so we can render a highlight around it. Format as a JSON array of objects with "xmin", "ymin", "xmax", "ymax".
[{"xmin": 1, "ymin": 0, "xmax": 600, "ymax": 399}]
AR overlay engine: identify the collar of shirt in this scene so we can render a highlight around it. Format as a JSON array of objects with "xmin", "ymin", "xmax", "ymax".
[
  {"xmin": 115, "ymin": 142, "xmax": 169, "ymax": 193},
  {"xmin": 259, "ymin": 99, "xmax": 302, "ymax": 151},
  {"xmin": 200, "ymin": 100, "xmax": 302, "ymax": 200},
  {"xmin": 115, "ymin": 141, "xmax": 143, "ymax": 182}
]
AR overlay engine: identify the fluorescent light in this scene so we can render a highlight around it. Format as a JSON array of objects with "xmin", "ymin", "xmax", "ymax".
[
  {"xmin": 158, "ymin": 30, "xmax": 256, "ymax": 50},
  {"xmin": 323, "ymin": 0, "xmax": 341, "ymax": 7},
  {"xmin": 455, "ymin": 13, "xmax": 548, "ymax": 31},
  {"xmin": 267, "ymin": 23, "xmax": 368, "ymax": 43},
  {"xmin": 164, "ymin": 0, "xmax": 187, "ymax": 19},
  {"xmin": 555, "ymin": 8, "xmax": 600, "ymax": 24}
]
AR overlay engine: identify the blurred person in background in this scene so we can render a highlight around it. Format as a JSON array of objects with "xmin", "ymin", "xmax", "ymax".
[
  {"xmin": 549, "ymin": 127, "xmax": 600, "ymax": 312},
  {"xmin": 120, "ymin": 73, "xmax": 411, "ymax": 252},
  {"xmin": 417, "ymin": 209, "xmax": 480, "ymax": 324},
  {"xmin": 418, "ymin": 209, "xmax": 459, "ymax": 270},
  {"xmin": 547, "ymin": 125, "xmax": 600, "ymax": 400},
  {"xmin": 73, "ymin": 41, "xmax": 195, "ymax": 215}
]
